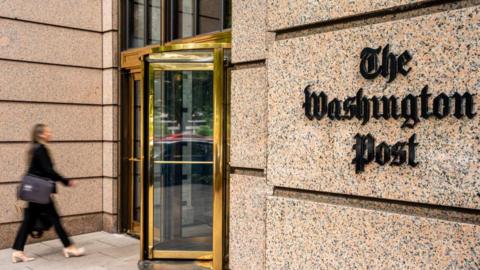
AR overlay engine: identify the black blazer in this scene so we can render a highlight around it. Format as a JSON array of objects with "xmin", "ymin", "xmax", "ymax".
[{"xmin": 27, "ymin": 143, "xmax": 68, "ymax": 193}]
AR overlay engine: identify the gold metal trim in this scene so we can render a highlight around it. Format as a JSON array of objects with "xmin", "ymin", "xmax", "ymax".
[
  {"xmin": 152, "ymin": 251, "xmax": 213, "ymax": 260},
  {"xmin": 223, "ymin": 60, "xmax": 232, "ymax": 270},
  {"xmin": 120, "ymin": 31, "xmax": 231, "ymax": 69},
  {"xmin": 165, "ymin": 31, "xmax": 232, "ymax": 46},
  {"xmin": 212, "ymin": 47, "xmax": 224, "ymax": 270},
  {"xmin": 126, "ymin": 73, "xmax": 143, "ymax": 239},
  {"xmin": 150, "ymin": 62, "xmax": 214, "ymax": 71},
  {"xmin": 147, "ymin": 62, "xmax": 155, "ymax": 259},
  {"xmin": 153, "ymin": 161, "xmax": 213, "ymax": 165},
  {"xmin": 121, "ymin": 45, "xmax": 156, "ymax": 69},
  {"xmin": 139, "ymin": 58, "xmax": 146, "ymax": 260},
  {"xmin": 154, "ymin": 42, "xmax": 231, "ymax": 53}
]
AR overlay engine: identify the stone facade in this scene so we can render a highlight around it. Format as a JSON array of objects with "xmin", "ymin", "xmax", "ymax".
[
  {"xmin": 0, "ymin": 0, "xmax": 119, "ymax": 249},
  {"xmin": 230, "ymin": 0, "xmax": 480, "ymax": 269}
]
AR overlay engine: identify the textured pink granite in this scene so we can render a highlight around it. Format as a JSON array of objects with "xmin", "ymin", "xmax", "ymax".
[
  {"xmin": 102, "ymin": 213, "xmax": 118, "ymax": 233},
  {"xmin": 103, "ymin": 68, "xmax": 119, "ymax": 105},
  {"xmin": 0, "ymin": 178, "xmax": 102, "ymax": 223},
  {"xmin": 102, "ymin": 178, "xmax": 118, "ymax": 214},
  {"xmin": 267, "ymin": 0, "xmax": 427, "ymax": 31},
  {"xmin": 230, "ymin": 66, "xmax": 268, "ymax": 169},
  {"xmin": 103, "ymin": 31, "xmax": 118, "ymax": 68},
  {"xmin": 0, "ymin": 142, "xmax": 103, "ymax": 183},
  {"xmin": 102, "ymin": 0, "xmax": 118, "ymax": 31},
  {"xmin": 229, "ymin": 174, "xmax": 272, "ymax": 270},
  {"xmin": 232, "ymin": 0, "xmax": 268, "ymax": 63},
  {"xmin": 0, "ymin": 19, "xmax": 102, "ymax": 68},
  {"xmin": 0, "ymin": 60, "xmax": 102, "ymax": 104},
  {"xmin": 103, "ymin": 105, "xmax": 118, "ymax": 141},
  {"xmin": 266, "ymin": 196, "xmax": 480, "ymax": 269},
  {"xmin": 54, "ymin": 178, "xmax": 103, "ymax": 216},
  {"xmin": 267, "ymin": 6, "xmax": 480, "ymax": 209},
  {"xmin": 0, "ymin": 213, "xmax": 103, "ymax": 249},
  {"xmin": 103, "ymin": 142, "xmax": 118, "ymax": 178},
  {"xmin": 0, "ymin": 103, "xmax": 102, "ymax": 141},
  {"xmin": 0, "ymin": 0, "xmax": 102, "ymax": 31}
]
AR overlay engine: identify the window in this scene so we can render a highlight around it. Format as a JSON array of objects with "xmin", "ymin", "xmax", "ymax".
[
  {"xmin": 223, "ymin": 0, "xmax": 231, "ymax": 29},
  {"xmin": 148, "ymin": 0, "xmax": 162, "ymax": 44},
  {"xmin": 167, "ymin": 0, "xmax": 229, "ymax": 41},
  {"xmin": 123, "ymin": 0, "xmax": 231, "ymax": 49},
  {"xmin": 130, "ymin": 0, "xmax": 145, "ymax": 48},
  {"xmin": 124, "ymin": 0, "xmax": 161, "ymax": 49}
]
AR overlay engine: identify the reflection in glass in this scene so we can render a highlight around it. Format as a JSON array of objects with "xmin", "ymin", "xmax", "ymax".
[
  {"xmin": 198, "ymin": 0, "xmax": 221, "ymax": 34},
  {"xmin": 133, "ymin": 81, "xmax": 142, "ymax": 222},
  {"xmin": 148, "ymin": 0, "xmax": 161, "ymax": 44},
  {"xmin": 130, "ymin": 0, "xmax": 145, "ymax": 48},
  {"xmin": 175, "ymin": 0, "xmax": 195, "ymax": 39},
  {"xmin": 152, "ymin": 69, "xmax": 214, "ymax": 252},
  {"xmin": 153, "ymin": 70, "xmax": 213, "ymax": 162},
  {"xmin": 171, "ymin": 0, "xmax": 227, "ymax": 40},
  {"xmin": 153, "ymin": 164, "xmax": 212, "ymax": 251}
]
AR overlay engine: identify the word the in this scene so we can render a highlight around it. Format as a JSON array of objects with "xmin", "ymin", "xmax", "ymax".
[
  {"xmin": 303, "ymin": 86, "xmax": 476, "ymax": 128},
  {"xmin": 360, "ymin": 44, "xmax": 412, "ymax": 83},
  {"xmin": 352, "ymin": 134, "xmax": 418, "ymax": 173}
]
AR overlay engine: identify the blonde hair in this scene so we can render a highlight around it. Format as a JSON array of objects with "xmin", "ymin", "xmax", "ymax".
[{"xmin": 28, "ymin": 124, "xmax": 47, "ymax": 163}]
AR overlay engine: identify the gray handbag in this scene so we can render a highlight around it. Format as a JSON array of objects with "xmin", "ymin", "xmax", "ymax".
[{"xmin": 18, "ymin": 174, "xmax": 54, "ymax": 204}]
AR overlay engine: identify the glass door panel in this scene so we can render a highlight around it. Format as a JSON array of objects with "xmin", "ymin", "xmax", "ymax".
[
  {"xmin": 132, "ymin": 80, "xmax": 142, "ymax": 224},
  {"xmin": 153, "ymin": 70, "xmax": 214, "ymax": 252},
  {"xmin": 154, "ymin": 70, "xmax": 213, "ymax": 162},
  {"xmin": 129, "ymin": 76, "xmax": 143, "ymax": 235},
  {"xmin": 148, "ymin": 50, "xmax": 218, "ymax": 260}
]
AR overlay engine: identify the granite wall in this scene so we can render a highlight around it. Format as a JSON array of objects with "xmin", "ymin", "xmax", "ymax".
[
  {"xmin": 230, "ymin": 0, "xmax": 480, "ymax": 269},
  {"xmin": 0, "ymin": 0, "xmax": 120, "ymax": 249}
]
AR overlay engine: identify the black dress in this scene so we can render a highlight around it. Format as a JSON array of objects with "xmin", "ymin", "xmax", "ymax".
[{"xmin": 12, "ymin": 143, "xmax": 72, "ymax": 251}]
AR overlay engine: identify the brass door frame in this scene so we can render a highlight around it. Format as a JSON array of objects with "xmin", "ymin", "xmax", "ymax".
[
  {"xmin": 126, "ymin": 71, "xmax": 143, "ymax": 237},
  {"xmin": 118, "ymin": 69, "xmax": 143, "ymax": 237},
  {"xmin": 141, "ymin": 43, "xmax": 230, "ymax": 270}
]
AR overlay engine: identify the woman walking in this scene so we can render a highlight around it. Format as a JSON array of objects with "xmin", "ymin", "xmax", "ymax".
[{"xmin": 11, "ymin": 124, "xmax": 85, "ymax": 263}]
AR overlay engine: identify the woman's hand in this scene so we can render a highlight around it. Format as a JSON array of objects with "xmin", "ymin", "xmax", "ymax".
[{"xmin": 68, "ymin": 180, "xmax": 77, "ymax": 187}]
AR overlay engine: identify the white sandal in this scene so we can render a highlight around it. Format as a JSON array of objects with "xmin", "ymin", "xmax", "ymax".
[
  {"xmin": 11, "ymin": 251, "xmax": 35, "ymax": 263},
  {"xmin": 63, "ymin": 247, "xmax": 85, "ymax": 258}
]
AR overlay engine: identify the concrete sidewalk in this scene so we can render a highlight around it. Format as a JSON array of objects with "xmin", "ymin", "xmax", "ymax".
[{"xmin": 0, "ymin": 232, "xmax": 139, "ymax": 270}]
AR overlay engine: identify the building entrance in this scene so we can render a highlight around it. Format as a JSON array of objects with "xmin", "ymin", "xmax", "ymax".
[{"xmin": 121, "ymin": 41, "xmax": 230, "ymax": 269}]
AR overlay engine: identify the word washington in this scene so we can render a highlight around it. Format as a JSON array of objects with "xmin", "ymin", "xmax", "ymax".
[{"xmin": 303, "ymin": 85, "xmax": 476, "ymax": 128}]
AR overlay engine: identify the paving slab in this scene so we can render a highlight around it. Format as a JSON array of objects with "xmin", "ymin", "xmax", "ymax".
[{"xmin": 0, "ymin": 232, "xmax": 139, "ymax": 270}]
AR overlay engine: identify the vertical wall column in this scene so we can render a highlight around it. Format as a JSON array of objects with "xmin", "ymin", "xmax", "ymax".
[
  {"xmin": 229, "ymin": 1, "xmax": 274, "ymax": 269},
  {"xmin": 102, "ymin": 0, "xmax": 120, "ymax": 233}
]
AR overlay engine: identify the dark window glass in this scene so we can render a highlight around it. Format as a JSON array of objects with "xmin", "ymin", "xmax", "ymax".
[
  {"xmin": 198, "ymin": 0, "xmax": 221, "ymax": 34},
  {"xmin": 223, "ymin": 0, "xmax": 231, "ymax": 29},
  {"xmin": 130, "ymin": 0, "xmax": 145, "ymax": 48},
  {"xmin": 124, "ymin": 0, "xmax": 231, "ymax": 47},
  {"xmin": 175, "ymin": 0, "xmax": 195, "ymax": 39},
  {"xmin": 148, "ymin": 0, "xmax": 162, "ymax": 44},
  {"xmin": 168, "ymin": 0, "xmax": 230, "ymax": 41},
  {"xmin": 133, "ymin": 80, "xmax": 142, "ymax": 221}
]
